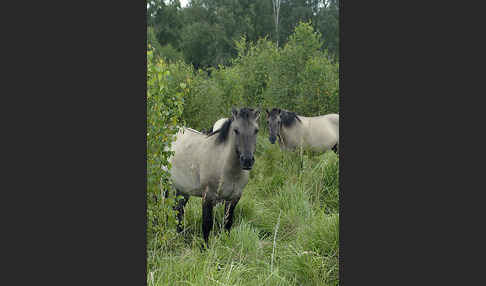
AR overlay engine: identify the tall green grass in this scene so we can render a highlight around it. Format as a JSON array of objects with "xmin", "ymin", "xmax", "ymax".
[{"xmin": 147, "ymin": 132, "xmax": 339, "ymax": 286}]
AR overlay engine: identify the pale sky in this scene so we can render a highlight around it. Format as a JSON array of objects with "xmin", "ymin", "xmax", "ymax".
[{"xmin": 180, "ymin": 0, "xmax": 189, "ymax": 8}]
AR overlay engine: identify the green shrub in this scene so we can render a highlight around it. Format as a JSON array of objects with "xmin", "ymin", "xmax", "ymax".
[
  {"xmin": 264, "ymin": 21, "xmax": 339, "ymax": 116},
  {"xmin": 167, "ymin": 21, "xmax": 339, "ymax": 133},
  {"xmin": 146, "ymin": 47, "xmax": 187, "ymax": 249},
  {"xmin": 181, "ymin": 70, "xmax": 225, "ymax": 130},
  {"xmin": 147, "ymin": 27, "xmax": 163, "ymax": 58},
  {"xmin": 210, "ymin": 65, "xmax": 245, "ymax": 114},
  {"xmin": 233, "ymin": 36, "xmax": 279, "ymax": 108},
  {"xmin": 296, "ymin": 54, "xmax": 339, "ymax": 115}
]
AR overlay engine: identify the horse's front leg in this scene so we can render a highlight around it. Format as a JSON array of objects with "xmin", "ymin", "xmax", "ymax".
[
  {"xmin": 224, "ymin": 197, "xmax": 240, "ymax": 232},
  {"xmin": 201, "ymin": 186, "xmax": 215, "ymax": 247}
]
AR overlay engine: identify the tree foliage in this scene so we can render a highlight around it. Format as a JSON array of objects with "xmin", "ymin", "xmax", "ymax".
[
  {"xmin": 147, "ymin": 0, "xmax": 339, "ymax": 69},
  {"xmin": 264, "ymin": 21, "xmax": 339, "ymax": 115},
  {"xmin": 149, "ymin": 21, "xmax": 338, "ymax": 135}
]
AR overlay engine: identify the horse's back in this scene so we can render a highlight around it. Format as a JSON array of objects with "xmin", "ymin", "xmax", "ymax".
[
  {"xmin": 325, "ymin": 113, "xmax": 339, "ymax": 127},
  {"xmin": 170, "ymin": 128, "xmax": 205, "ymax": 153},
  {"xmin": 323, "ymin": 114, "xmax": 339, "ymax": 138},
  {"xmin": 186, "ymin": 127, "xmax": 203, "ymax": 134},
  {"xmin": 313, "ymin": 114, "xmax": 338, "ymax": 132}
]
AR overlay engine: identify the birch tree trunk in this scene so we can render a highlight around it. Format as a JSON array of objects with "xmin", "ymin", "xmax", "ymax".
[{"xmin": 272, "ymin": 0, "xmax": 281, "ymax": 47}]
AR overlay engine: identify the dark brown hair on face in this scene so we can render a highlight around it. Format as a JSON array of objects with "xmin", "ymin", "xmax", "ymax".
[{"xmin": 266, "ymin": 108, "xmax": 281, "ymax": 144}]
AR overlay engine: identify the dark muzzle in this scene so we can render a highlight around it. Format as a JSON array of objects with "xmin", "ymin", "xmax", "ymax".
[{"xmin": 240, "ymin": 154, "xmax": 255, "ymax": 170}]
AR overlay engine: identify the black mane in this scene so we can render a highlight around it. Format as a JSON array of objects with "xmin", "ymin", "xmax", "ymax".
[
  {"xmin": 270, "ymin": 108, "xmax": 302, "ymax": 127},
  {"xmin": 207, "ymin": 118, "xmax": 232, "ymax": 144}
]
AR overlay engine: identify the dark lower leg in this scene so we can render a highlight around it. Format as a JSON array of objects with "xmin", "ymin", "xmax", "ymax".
[
  {"xmin": 202, "ymin": 199, "xmax": 214, "ymax": 246},
  {"xmin": 224, "ymin": 198, "xmax": 240, "ymax": 232},
  {"xmin": 332, "ymin": 144, "xmax": 339, "ymax": 155},
  {"xmin": 174, "ymin": 190, "xmax": 189, "ymax": 233}
]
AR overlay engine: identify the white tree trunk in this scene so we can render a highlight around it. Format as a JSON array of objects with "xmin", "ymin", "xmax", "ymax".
[{"xmin": 272, "ymin": 0, "xmax": 281, "ymax": 47}]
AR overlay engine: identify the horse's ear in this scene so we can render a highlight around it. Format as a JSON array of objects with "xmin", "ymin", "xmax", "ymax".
[
  {"xmin": 265, "ymin": 109, "xmax": 270, "ymax": 116},
  {"xmin": 232, "ymin": 107, "xmax": 239, "ymax": 119},
  {"xmin": 277, "ymin": 108, "xmax": 282, "ymax": 114}
]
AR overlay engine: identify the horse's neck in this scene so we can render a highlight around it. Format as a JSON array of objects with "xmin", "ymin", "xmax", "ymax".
[
  {"xmin": 280, "ymin": 118, "xmax": 304, "ymax": 148},
  {"xmin": 219, "ymin": 134, "xmax": 241, "ymax": 176}
]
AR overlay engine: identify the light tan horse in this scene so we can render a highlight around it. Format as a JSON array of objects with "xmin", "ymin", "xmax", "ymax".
[
  {"xmin": 166, "ymin": 108, "xmax": 260, "ymax": 246},
  {"xmin": 266, "ymin": 108, "xmax": 339, "ymax": 154}
]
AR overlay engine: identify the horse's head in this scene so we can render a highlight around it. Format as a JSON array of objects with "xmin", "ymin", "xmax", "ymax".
[
  {"xmin": 231, "ymin": 107, "xmax": 260, "ymax": 170},
  {"xmin": 266, "ymin": 108, "xmax": 282, "ymax": 144}
]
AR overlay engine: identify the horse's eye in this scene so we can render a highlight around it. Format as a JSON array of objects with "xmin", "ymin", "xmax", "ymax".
[{"xmin": 234, "ymin": 129, "xmax": 239, "ymax": 134}]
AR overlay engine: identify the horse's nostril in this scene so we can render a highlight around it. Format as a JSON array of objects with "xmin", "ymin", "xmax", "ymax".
[{"xmin": 240, "ymin": 156, "xmax": 254, "ymax": 167}]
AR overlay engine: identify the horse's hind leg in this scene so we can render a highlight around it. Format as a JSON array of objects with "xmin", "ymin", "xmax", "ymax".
[
  {"xmin": 224, "ymin": 197, "xmax": 240, "ymax": 232},
  {"xmin": 174, "ymin": 189, "xmax": 189, "ymax": 233},
  {"xmin": 332, "ymin": 143, "xmax": 339, "ymax": 155}
]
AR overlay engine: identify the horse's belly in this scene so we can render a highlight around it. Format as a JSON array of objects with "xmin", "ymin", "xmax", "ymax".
[
  {"xmin": 169, "ymin": 162, "xmax": 203, "ymax": 196},
  {"xmin": 219, "ymin": 184, "xmax": 245, "ymax": 201},
  {"xmin": 206, "ymin": 173, "xmax": 248, "ymax": 202},
  {"xmin": 307, "ymin": 129, "xmax": 337, "ymax": 151}
]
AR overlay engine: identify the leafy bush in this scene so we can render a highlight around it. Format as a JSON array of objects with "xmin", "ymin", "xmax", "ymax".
[
  {"xmin": 264, "ymin": 21, "xmax": 338, "ymax": 115},
  {"xmin": 147, "ymin": 26, "xmax": 163, "ymax": 58},
  {"xmin": 296, "ymin": 53, "xmax": 339, "ymax": 115},
  {"xmin": 146, "ymin": 47, "xmax": 187, "ymax": 247},
  {"xmin": 159, "ymin": 21, "xmax": 339, "ymax": 134},
  {"xmin": 210, "ymin": 65, "xmax": 245, "ymax": 115},
  {"xmin": 233, "ymin": 36, "xmax": 279, "ymax": 108},
  {"xmin": 181, "ymin": 69, "xmax": 225, "ymax": 130}
]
